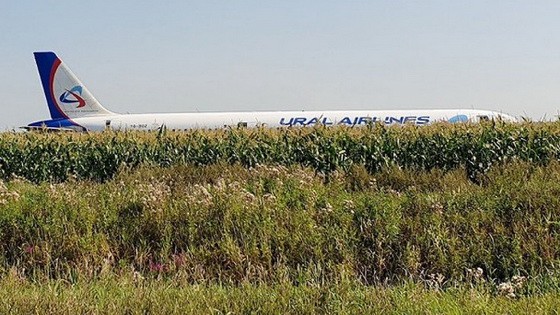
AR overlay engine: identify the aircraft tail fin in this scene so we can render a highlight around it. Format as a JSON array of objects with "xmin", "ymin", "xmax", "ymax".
[{"xmin": 34, "ymin": 52, "xmax": 114, "ymax": 120}]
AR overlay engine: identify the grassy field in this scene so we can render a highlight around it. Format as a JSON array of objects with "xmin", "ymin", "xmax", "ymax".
[
  {"xmin": 1, "ymin": 276, "xmax": 559, "ymax": 314},
  {"xmin": 1, "ymin": 124, "xmax": 560, "ymax": 313}
]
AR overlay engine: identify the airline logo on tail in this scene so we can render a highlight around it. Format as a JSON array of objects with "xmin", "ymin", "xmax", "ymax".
[
  {"xmin": 33, "ymin": 51, "xmax": 114, "ymax": 120},
  {"xmin": 59, "ymin": 86, "xmax": 86, "ymax": 108}
]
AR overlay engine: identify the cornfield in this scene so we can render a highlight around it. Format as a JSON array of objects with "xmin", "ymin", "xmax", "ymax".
[{"xmin": 0, "ymin": 121, "xmax": 558, "ymax": 182}]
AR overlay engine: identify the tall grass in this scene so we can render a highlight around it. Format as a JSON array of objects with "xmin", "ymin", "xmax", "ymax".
[{"xmin": 0, "ymin": 161, "xmax": 560, "ymax": 287}]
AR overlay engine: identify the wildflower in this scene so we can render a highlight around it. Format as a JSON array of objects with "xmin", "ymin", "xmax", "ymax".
[
  {"xmin": 149, "ymin": 261, "xmax": 165, "ymax": 273},
  {"xmin": 431, "ymin": 202, "xmax": 444, "ymax": 214},
  {"xmin": 497, "ymin": 282, "xmax": 515, "ymax": 298},
  {"xmin": 195, "ymin": 185, "xmax": 212, "ymax": 199},
  {"xmin": 343, "ymin": 199, "xmax": 355, "ymax": 208},
  {"xmin": 24, "ymin": 245, "xmax": 34, "ymax": 254},
  {"xmin": 475, "ymin": 267, "xmax": 484, "ymax": 279},
  {"xmin": 228, "ymin": 181, "xmax": 242, "ymax": 190},
  {"xmin": 343, "ymin": 200, "xmax": 355, "ymax": 214},
  {"xmin": 263, "ymin": 193, "xmax": 276, "ymax": 202},
  {"xmin": 466, "ymin": 267, "xmax": 485, "ymax": 284},
  {"xmin": 173, "ymin": 254, "xmax": 186, "ymax": 268},
  {"xmin": 243, "ymin": 190, "xmax": 256, "ymax": 203},
  {"xmin": 269, "ymin": 166, "xmax": 280, "ymax": 176},
  {"xmin": 424, "ymin": 272, "xmax": 445, "ymax": 290},
  {"xmin": 321, "ymin": 202, "xmax": 333, "ymax": 213},
  {"xmin": 215, "ymin": 178, "xmax": 226, "ymax": 190},
  {"xmin": 512, "ymin": 275, "xmax": 527, "ymax": 289}
]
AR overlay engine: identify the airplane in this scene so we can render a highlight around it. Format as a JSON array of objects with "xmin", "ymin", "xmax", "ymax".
[{"xmin": 24, "ymin": 52, "xmax": 517, "ymax": 132}]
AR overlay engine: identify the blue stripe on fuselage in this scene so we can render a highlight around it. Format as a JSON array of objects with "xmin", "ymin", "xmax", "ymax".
[{"xmin": 27, "ymin": 119, "xmax": 83, "ymax": 130}]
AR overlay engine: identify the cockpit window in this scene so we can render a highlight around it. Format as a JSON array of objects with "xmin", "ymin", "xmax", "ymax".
[{"xmin": 477, "ymin": 115, "xmax": 490, "ymax": 122}]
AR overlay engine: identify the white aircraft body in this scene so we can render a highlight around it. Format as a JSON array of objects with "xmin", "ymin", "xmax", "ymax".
[{"xmin": 26, "ymin": 52, "xmax": 517, "ymax": 132}]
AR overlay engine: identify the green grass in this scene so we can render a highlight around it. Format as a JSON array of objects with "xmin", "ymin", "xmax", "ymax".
[
  {"xmin": 0, "ymin": 276, "xmax": 558, "ymax": 314},
  {"xmin": 0, "ymin": 161, "xmax": 560, "ymax": 286}
]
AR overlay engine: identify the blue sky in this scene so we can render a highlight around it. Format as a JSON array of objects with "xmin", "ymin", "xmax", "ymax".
[{"xmin": 1, "ymin": 1, "xmax": 560, "ymax": 129}]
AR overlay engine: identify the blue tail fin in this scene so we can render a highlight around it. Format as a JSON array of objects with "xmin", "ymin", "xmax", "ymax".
[{"xmin": 34, "ymin": 52, "xmax": 114, "ymax": 120}]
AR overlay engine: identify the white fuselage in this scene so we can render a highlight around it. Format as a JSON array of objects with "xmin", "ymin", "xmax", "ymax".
[
  {"xmin": 70, "ymin": 109, "xmax": 516, "ymax": 131},
  {"xmin": 29, "ymin": 52, "xmax": 518, "ymax": 132}
]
